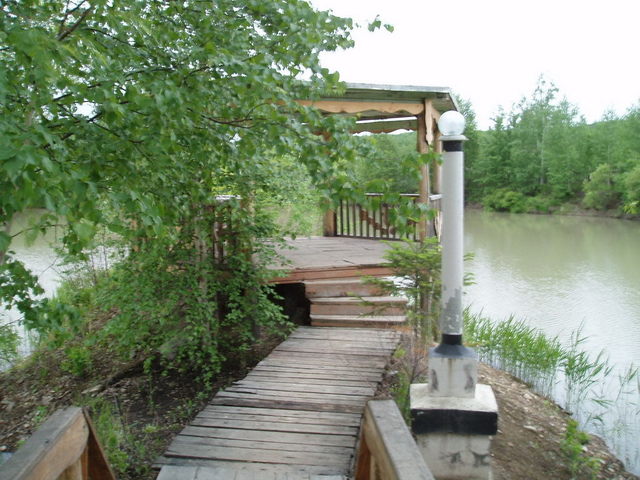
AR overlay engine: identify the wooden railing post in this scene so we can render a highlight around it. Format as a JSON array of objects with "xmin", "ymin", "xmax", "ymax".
[
  {"xmin": 355, "ymin": 400, "xmax": 434, "ymax": 480},
  {"xmin": 0, "ymin": 407, "xmax": 116, "ymax": 480},
  {"xmin": 323, "ymin": 208, "xmax": 336, "ymax": 236}
]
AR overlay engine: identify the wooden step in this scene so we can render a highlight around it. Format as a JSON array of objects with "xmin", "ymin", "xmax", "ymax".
[
  {"xmin": 310, "ymin": 315, "xmax": 406, "ymax": 328},
  {"xmin": 304, "ymin": 278, "xmax": 388, "ymax": 298},
  {"xmin": 309, "ymin": 296, "xmax": 406, "ymax": 316}
]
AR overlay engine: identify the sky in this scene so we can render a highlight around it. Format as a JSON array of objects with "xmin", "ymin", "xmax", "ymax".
[{"xmin": 308, "ymin": 0, "xmax": 640, "ymax": 130}]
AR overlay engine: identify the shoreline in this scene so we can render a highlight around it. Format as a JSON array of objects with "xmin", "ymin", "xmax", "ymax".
[{"xmin": 465, "ymin": 202, "xmax": 640, "ymax": 221}]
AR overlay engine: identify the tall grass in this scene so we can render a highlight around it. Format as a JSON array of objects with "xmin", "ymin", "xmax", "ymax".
[{"xmin": 464, "ymin": 309, "xmax": 640, "ymax": 473}]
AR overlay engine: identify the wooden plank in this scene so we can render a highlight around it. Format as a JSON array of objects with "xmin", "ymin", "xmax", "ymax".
[
  {"xmin": 156, "ymin": 459, "xmax": 347, "ymax": 479},
  {"xmin": 244, "ymin": 373, "xmax": 377, "ymax": 388},
  {"xmin": 0, "ymin": 407, "xmax": 89, "ymax": 480},
  {"xmin": 232, "ymin": 380, "xmax": 375, "ymax": 396},
  {"xmin": 219, "ymin": 388, "xmax": 369, "ymax": 405},
  {"xmin": 190, "ymin": 417, "xmax": 358, "ymax": 436},
  {"xmin": 197, "ymin": 405, "xmax": 361, "ymax": 423},
  {"xmin": 277, "ymin": 338, "xmax": 400, "ymax": 349},
  {"xmin": 257, "ymin": 359, "xmax": 386, "ymax": 373},
  {"xmin": 172, "ymin": 434, "xmax": 352, "ymax": 456},
  {"xmin": 285, "ymin": 335, "xmax": 400, "ymax": 346},
  {"xmin": 251, "ymin": 365, "xmax": 384, "ymax": 379},
  {"xmin": 210, "ymin": 395, "xmax": 364, "ymax": 414},
  {"xmin": 179, "ymin": 426, "xmax": 356, "ymax": 448},
  {"xmin": 165, "ymin": 442, "xmax": 352, "ymax": 468},
  {"xmin": 196, "ymin": 408, "xmax": 360, "ymax": 429}
]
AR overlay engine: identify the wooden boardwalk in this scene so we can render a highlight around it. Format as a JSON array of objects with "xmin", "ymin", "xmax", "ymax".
[
  {"xmin": 269, "ymin": 237, "xmax": 395, "ymax": 283},
  {"xmin": 157, "ymin": 326, "xmax": 401, "ymax": 480}
]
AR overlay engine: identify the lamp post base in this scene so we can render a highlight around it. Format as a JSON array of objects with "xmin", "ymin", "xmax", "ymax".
[{"xmin": 410, "ymin": 383, "xmax": 498, "ymax": 480}]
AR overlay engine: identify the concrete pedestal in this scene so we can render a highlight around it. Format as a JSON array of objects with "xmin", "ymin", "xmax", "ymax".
[{"xmin": 410, "ymin": 383, "xmax": 498, "ymax": 480}]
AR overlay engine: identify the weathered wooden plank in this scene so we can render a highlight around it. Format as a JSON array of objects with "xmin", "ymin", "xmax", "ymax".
[
  {"xmin": 244, "ymin": 373, "xmax": 377, "ymax": 388},
  {"xmin": 190, "ymin": 417, "xmax": 358, "ymax": 436},
  {"xmin": 196, "ymin": 409, "xmax": 362, "ymax": 427},
  {"xmin": 156, "ymin": 458, "xmax": 347, "ymax": 479},
  {"xmin": 263, "ymin": 353, "xmax": 387, "ymax": 368},
  {"xmin": 288, "ymin": 330, "xmax": 400, "ymax": 340},
  {"xmin": 179, "ymin": 426, "xmax": 356, "ymax": 448},
  {"xmin": 275, "ymin": 342, "xmax": 398, "ymax": 354},
  {"xmin": 256, "ymin": 360, "xmax": 385, "ymax": 374},
  {"xmin": 276, "ymin": 338, "xmax": 395, "ymax": 352},
  {"xmin": 197, "ymin": 405, "xmax": 360, "ymax": 423},
  {"xmin": 210, "ymin": 395, "xmax": 364, "ymax": 414},
  {"xmin": 172, "ymin": 434, "xmax": 352, "ymax": 456},
  {"xmin": 232, "ymin": 380, "xmax": 375, "ymax": 397},
  {"xmin": 250, "ymin": 366, "xmax": 383, "ymax": 381},
  {"xmin": 214, "ymin": 393, "xmax": 366, "ymax": 412},
  {"xmin": 221, "ymin": 387, "xmax": 369, "ymax": 404},
  {"xmin": 165, "ymin": 442, "xmax": 352, "ymax": 468}
]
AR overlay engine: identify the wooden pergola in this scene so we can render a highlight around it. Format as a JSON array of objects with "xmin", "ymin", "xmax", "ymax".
[{"xmin": 299, "ymin": 83, "xmax": 459, "ymax": 240}]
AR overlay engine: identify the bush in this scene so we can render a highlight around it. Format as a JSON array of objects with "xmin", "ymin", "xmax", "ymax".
[
  {"xmin": 482, "ymin": 189, "xmax": 528, "ymax": 213},
  {"xmin": 524, "ymin": 195, "xmax": 556, "ymax": 213},
  {"xmin": 582, "ymin": 163, "xmax": 622, "ymax": 210},
  {"xmin": 622, "ymin": 164, "xmax": 640, "ymax": 211}
]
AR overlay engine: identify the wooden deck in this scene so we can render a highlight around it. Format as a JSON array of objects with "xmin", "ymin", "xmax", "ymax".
[
  {"xmin": 157, "ymin": 326, "xmax": 401, "ymax": 480},
  {"xmin": 269, "ymin": 237, "xmax": 395, "ymax": 283}
]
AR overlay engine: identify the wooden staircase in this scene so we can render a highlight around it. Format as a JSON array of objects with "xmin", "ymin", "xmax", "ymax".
[{"xmin": 305, "ymin": 277, "xmax": 407, "ymax": 328}]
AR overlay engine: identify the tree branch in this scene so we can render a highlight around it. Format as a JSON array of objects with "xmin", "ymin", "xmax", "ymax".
[{"xmin": 57, "ymin": 5, "xmax": 93, "ymax": 42}]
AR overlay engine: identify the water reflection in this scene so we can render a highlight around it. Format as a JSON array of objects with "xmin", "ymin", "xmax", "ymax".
[{"xmin": 464, "ymin": 209, "xmax": 640, "ymax": 369}]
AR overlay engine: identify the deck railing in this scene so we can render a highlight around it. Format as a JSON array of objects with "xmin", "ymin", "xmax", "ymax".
[
  {"xmin": 355, "ymin": 400, "xmax": 434, "ymax": 480},
  {"xmin": 324, "ymin": 193, "xmax": 442, "ymax": 241},
  {"xmin": 0, "ymin": 407, "xmax": 116, "ymax": 480}
]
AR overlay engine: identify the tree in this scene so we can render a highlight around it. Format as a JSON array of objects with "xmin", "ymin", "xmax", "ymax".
[
  {"xmin": 582, "ymin": 164, "xmax": 622, "ymax": 210},
  {"xmin": 1, "ymin": 1, "xmax": 371, "ymax": 355}
]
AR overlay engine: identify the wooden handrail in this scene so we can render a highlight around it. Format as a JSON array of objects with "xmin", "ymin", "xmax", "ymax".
[
  {"xmin": 0, "ymin": 407, "xmax": 116, "ymax": 480},
  {"xmin": 355, "ymin": 400, "xmax": 434, "ymax": 480},
  {"xmin": 323, "ymin": 193, "xmax": 442, "ymax": 241}
]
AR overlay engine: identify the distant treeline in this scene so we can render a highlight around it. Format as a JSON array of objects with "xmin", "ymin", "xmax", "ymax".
[{"xmin": 355, "ymin": 78, "xmax": 640, "ymax": 215}]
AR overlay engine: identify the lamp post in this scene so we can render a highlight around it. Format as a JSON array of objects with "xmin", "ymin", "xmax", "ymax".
[
  {"xmin": 438, "ymin": 110, "xmax": 467, "ymax": 345},
  {"xmin": 410, "ymin": 110, "xmax": 498, "ymax": 480}
]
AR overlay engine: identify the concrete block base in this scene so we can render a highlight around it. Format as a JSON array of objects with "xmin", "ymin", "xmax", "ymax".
[
  {"xmin": 410, "ymin": 383, "xmax": 498, "ymax": 480},
  {"xmin": 415, "ymin": 433, "xmax": 492, "ymax": 480}
]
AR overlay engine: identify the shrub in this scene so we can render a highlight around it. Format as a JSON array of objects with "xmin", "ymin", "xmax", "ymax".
[
  {"xmin": 582, "ymin": 164, "xmax": 622, "ymax": 210},
  {"xmin": 524, "ymin": 195, "xmax": 556, "ymax": 213},
  {"xmin": 482, "ymin": 189, "xmax": 528, "ymax": 213},
  {"xmin": 622, "ymin": 164, "xmax": 640, "ymax": 212}
]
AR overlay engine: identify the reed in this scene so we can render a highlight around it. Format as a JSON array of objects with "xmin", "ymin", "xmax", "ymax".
[{"xmin": 464, "ymin": 309, "xmax": 640, "ymax": 473}]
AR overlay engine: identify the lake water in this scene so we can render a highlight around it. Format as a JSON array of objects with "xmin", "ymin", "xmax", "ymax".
[
  {"xmin": 1, "ymin": 211, "xmax": 66, "ymax": 357},
  {"xmin": 464, "ymin": 209, "xmax": 640, "ymax": 473}
]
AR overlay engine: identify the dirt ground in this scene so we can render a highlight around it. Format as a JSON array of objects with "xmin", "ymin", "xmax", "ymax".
[
  {"xmin": 1, "ymin": 333, "xmax": 638, "ymax": 480},
  {"xmin": 478, "ymin": 363, "xmax": 637, "ymax": 480}
]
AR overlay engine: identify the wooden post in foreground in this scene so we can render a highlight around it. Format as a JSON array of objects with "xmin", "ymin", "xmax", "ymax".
[{"xmin": 0, "ymin": 407, "xmax": 116, "ymax": 480}]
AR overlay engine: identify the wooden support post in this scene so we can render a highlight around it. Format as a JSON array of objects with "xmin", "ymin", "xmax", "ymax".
[
  {"xmin": 323, "ymin": 208, "xmax": 336, "ymax": 236},
  {"xmin": 433, "ymin": 131, "xmax": 442, "ymax": 194},
  {"xmin": 417, "ymin": 111, "xmax": 430, "ymax": 242}
]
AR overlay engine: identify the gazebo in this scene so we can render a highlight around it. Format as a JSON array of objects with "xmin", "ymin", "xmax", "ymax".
[{"xmin": 300, "ymin": 82, "xmax": 459, "ymax": 240}]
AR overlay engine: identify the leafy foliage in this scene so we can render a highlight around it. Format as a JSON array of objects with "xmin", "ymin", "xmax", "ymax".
[
  {"xmin": 582, "ymin": 163, "xmax": 622, "ymax": 210},
  {"xmin": 465, "ymin": 77, "xmax": 640, "ymax": 214},
  {"xmin": 0, "ymin": 0, "xmax": 381, "ymax": 366}
]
